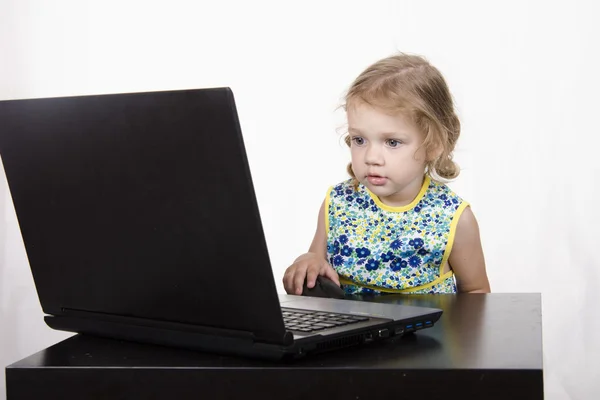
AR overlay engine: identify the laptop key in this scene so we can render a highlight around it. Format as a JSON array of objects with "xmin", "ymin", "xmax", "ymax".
[
  {"xmin": 313, "ymin": 322, "xmax": 336, "ymax": 328},
  {"xmin": 328, "ymin": 320, "xmax": 349, "ymax": 326},
  {"xmin": 282, "ymin": 308, "xmax": 370, "ymax": 333}
]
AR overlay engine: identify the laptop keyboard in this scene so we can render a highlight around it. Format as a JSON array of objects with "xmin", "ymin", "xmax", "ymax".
[{"xmin": 281, "ymin": 308, "xmax": 369, "ymax": 333}]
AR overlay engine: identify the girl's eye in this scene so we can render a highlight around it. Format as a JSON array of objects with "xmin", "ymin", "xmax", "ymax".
[
  {"xmin": 351, "ymin": 137, "xmax": 365, "ymax": 146},
  {"xmin": 387, "ymin": 139, "xmax": 402, "ymax": 148}
]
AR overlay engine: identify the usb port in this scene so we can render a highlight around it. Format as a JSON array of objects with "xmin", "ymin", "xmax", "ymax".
[
  {"xmin": 425, "ymin": 320, "xmax": 433, "ymax": 326},
  {"xmin": 394, "ymin": 326, "xmax": 405, "ymax": 335},
  {"xmin": 405, "ymin": 324, "xmax": 414, "ymax": 331},
  {"xmin": 415, "ymin": 322, "xmax": 423, "ymax": 330}
]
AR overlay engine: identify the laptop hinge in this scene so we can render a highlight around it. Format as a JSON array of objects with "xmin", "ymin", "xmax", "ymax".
[
  {"xmin": 255, "ymin": 330, "xmax": 294, "ymax": 346},
  {"xmin": 61, "ymin": 308, "xmax": 257, "ymax": 342}
]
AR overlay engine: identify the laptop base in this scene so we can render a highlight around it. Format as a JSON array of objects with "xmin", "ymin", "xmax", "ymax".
[
  {"xmin": 44, "ymin": 314, "xmax": 409, "ymax": 361},
  {"xmin": 45, "ymin": 315, "xmax": 296, "ymax": 360}
]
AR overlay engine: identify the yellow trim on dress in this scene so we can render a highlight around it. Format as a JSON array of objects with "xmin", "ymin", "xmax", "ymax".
[
  {"xmin": 439, "ymin": 201, "xmax": 469, "ymax": 276},
  {"xmin": 339, "ymin": 270, "xmax": 454, "ymax": 294},
  {"xmin": 364, "ymin": 175, "xmax": 431, "ymax": 213},
  {"xmin": 324, "ymin": 186, "xmax": 333, "ymax": 236}
]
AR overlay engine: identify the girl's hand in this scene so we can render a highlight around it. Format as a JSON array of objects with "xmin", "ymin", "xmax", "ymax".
[{"xmin": 283, "ymin": 252, "xmax": 340, "ymax": 295}]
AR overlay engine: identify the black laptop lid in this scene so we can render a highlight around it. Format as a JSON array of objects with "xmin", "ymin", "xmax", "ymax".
[{"xmin": 0, "ymin": 88, "xmax": 287, "ymax": 343}]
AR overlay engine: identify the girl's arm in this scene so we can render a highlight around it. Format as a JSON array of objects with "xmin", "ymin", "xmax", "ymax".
[
  {"xmin": 307, "ymin": 200, "xmax": 327, "ymax": 257},
  {"xmin": 283, "ymin": 200, "xmax": 339, "ymax": 294},
  {"xmin": 448, "ymin": 206, "xmax": 491, "ymax": 293}
]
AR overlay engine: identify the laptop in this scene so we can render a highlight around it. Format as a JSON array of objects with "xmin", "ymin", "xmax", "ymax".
[{"xmin": 0, "ymin": 87, "xmax": 442, "ymax": 360}]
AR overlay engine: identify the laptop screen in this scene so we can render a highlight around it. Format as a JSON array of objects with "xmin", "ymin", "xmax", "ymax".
[{"xmin": 0, "ymin": 88, "xmax": 287, "ymax": 342}]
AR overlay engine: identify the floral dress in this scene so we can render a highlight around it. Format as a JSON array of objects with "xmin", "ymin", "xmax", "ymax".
[{"xmin": 325, "ymin": 175, "xmax": 469, "ymax": 295}]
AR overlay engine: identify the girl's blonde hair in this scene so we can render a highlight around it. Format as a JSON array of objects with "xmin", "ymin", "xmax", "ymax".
[{"xmin": 343, "ymin": 53, "xmax": 461, "ymax": 183}]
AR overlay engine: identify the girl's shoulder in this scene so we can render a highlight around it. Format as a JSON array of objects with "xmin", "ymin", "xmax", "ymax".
[{"xmin": 423, "ymin": 177, "xmax": 467, "ymax": 206}]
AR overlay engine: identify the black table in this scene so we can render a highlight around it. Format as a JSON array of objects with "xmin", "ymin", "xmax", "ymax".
[{"xmin": 6, "ymin": 293, "xmax": 543, "ymax": 399}]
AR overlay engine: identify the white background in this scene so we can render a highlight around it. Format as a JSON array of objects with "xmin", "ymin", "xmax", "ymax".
[{"xmin": 1, "ymin": 1, "xmax": 599, "ymax": 399}]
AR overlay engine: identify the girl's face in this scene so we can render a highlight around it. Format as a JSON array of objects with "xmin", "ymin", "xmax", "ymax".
[{"xmin": 347, "ymin": 101, "xmax": 428, "ymax": 207}]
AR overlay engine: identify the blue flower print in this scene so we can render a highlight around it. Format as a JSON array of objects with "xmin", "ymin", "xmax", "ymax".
[
  {"xmin": 409, "ymin": 255, "xmax": 422, "ymax": 267},
  {"xmin": 333, "ymin": 255, "xmax": 344, "ymax": 266},
  {"xmin": 381, "ymin": 251, "xmax": 394, "ymax": 262},
  {"xmin": 344, "ymin": 257, "xmax": 355, "ymax": 268},
  {"xmin": 371, "ymin": 205, "xmax": 378, "ymax": 212},
  {"xmin": 339, "ymin": 234, "xmax": 349, "ymax": 244},
  {"xmin": 440, "ymin": 194, "xmax": 447, "ymax": 200},
  {"xmin": 345, "ymin": 188, "xmax": 353, "ymax": 195},
  {"xmin": 415, "ymin": 206, "xmax": 421, "ymax": 212},
  {"xmin": 412, "ymin": 238, "xmax": 424, "ymax": 249},
  {"xmin": 390, "ymin": 258, "xmax": 408, "ymax": 271},
  {"xmin": 390, "ymin": 239, "xmax": 402, "ymax": 250},
  {"xmin": 418, "ymin": 248, "xmax": 428, "ymax": 256},
  {"xmin": 327, "ymin": 241, "xmax": 341, "ymax": 255},
  {"xmin": 356, "ymin": 247, "xmax": 371, "ymax": 258},
  {"xmin": 356, "ymin": 198, "xmax": 364, "ymax": 204},
  {"xmin": 365, "ymin": 259, "xmax": 380, "ymax": 271},
  {"xmin": 346, "ymin": 196, "xmax": 354, "ymax": 202},
  {"xmin": 341, "ymin": 246, "xmax": 353, "ymax": 256},
  {"xmin": 390, "ymin": 258, "xmax": 402, "ymax": 271},
  {"xmin": 400, "ymin": 250, "xmax": 413, "ymax": 258}
]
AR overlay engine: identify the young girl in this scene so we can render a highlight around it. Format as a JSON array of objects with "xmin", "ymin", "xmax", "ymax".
[{"xmin": 283, "ymin": 53, "xmax": 491, "ymax": 295}]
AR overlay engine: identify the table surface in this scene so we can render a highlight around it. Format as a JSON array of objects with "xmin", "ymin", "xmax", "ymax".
[{"xmin": 8, "ymin": 293, "xmax": 542, "ymax": 371}]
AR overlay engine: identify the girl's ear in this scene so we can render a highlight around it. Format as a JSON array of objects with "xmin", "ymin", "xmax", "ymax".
[{"xmin": 426, "ymin": 142, "xmax": 444, "ymax": 162}]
